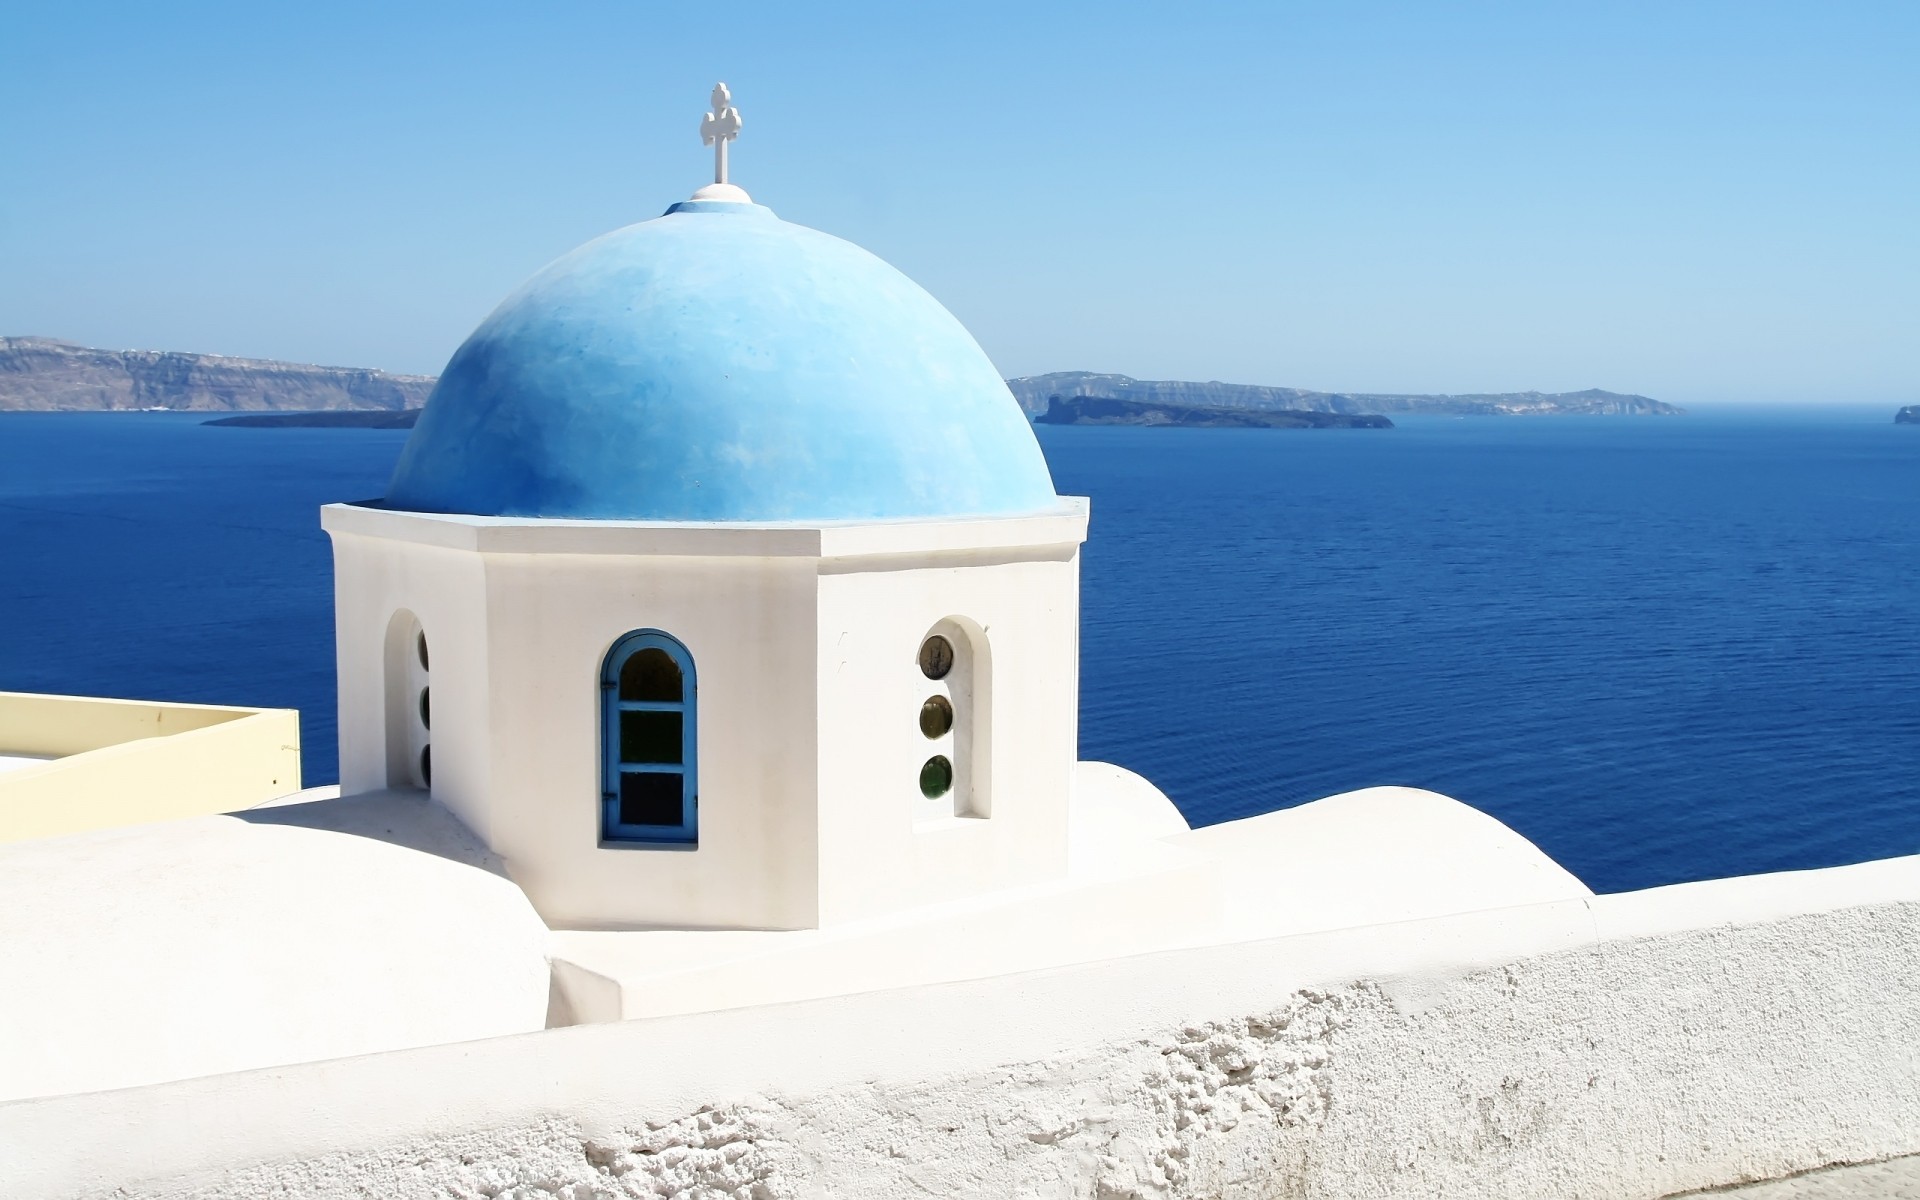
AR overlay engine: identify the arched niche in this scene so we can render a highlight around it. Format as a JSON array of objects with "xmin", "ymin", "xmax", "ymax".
[
  {"xmin": 382, "ymin": 609, "xmax": 431, "ymax": 790},
  {"xmin": 913, "ymin": 615, "xmax": 991, "ymax": 823}
]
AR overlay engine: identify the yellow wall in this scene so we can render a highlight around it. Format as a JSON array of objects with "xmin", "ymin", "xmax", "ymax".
[{"xmin": 0, "ymin": 693, "xmax": 302, "ymax": 843}]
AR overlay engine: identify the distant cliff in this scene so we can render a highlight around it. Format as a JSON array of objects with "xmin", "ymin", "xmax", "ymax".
[
  {"xmin": 207, "ymin": 395, "xmax": 1400, "ymax": 432},
  {"xmin": 1036, "ymin": 395, "xmax": 1392, "ymax": 429},
  {"xmin": 0, "ymin": 337, "xmax": 433, "ymax": 412},
  {"xmin": 1006, "ymin": 372, "xmax": 1683, "ymax": 418},
  {"xmin": 4, "ymin": 338, "xmax": 1681, "ymax": 420},
  {"xmin": 1897, "ymin": 406, "xmax": 1919, "ymax": 425}
]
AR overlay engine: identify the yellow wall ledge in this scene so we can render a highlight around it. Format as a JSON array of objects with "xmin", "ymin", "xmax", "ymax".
[{"xmin": 0, "ymin": 692, "xmax": 301, "ymax": 843}]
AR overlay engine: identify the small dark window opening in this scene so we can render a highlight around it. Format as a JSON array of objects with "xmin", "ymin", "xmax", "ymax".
[
  {"xmin": 601, "ymin": 631, "xmax": 697, "ymax": 844},
  {"xmin": 920, "ymin": 754, "xmax": 953, "ymax": 799},
  {"xmin": 919, "ymin": 635, "xmax": 954, "ymax": 680},
  {"xmin": 919, "ymin": 695, "xmax": 953, "ymax": 739}
]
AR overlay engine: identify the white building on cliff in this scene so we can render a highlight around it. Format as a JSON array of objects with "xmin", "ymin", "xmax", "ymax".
[{"xmin": 2, "ymin": 89, "xmax": 1916, "ymax": 1200}]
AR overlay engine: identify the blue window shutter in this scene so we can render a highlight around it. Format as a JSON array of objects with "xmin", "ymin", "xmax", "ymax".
[{"xmin": 599, "ymin": 630, "xmax": 698, "ymax": 845}]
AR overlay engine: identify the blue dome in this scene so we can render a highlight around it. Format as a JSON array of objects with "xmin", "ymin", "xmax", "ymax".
[{"xmin": 384, "ymin": 200, "xmax": 1058, "ymax": 522}]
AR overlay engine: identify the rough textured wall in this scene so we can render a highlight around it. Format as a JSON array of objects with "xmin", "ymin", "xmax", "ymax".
[{"xmin": 97, "ymin": 899, "xmax": 1920, "ymax": 1200}]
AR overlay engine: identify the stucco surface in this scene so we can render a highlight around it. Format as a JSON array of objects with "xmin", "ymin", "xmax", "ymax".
[
  {"xmin": 1691, "ymin": 1154, "xmax": 1920, "ymax": 1197},
  {"xmin": 549, "ymin": 780, "xmax": 1592, "ymax": 1024},
  {"xmin": 10, "ymin": 861, "xmax": 1916, "ymax": 1199},
  {"xmin": 1689, "ymin": 1152, "xmax": 1920, "ymax": 1198},
  {"xmin": 325, "ymin": 503, "xmax": 1091, "ymax": 932},
  {"xmin": 0, "ymin": 791, "xmax": 550, "ymax": 1102}
]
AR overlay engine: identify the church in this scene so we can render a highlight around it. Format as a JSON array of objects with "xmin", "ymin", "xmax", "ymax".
[{"xmin": 2, "ymin": 88, "xmax": 1915, "ymax": 1199}]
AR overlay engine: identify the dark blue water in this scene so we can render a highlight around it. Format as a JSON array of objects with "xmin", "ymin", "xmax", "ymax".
[{"xmin": 2, "ymin": 410, "xmax": 1916, "ymax": 892}]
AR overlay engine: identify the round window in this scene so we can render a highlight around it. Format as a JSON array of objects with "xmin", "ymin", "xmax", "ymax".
[
  {"xmin": 919, "ymin": 695, "xmax": 953, "ymax": 739},
  {"xmin": 919, "ymin": 754, "xmax": 953, "ymax": 799},
  {"xmin": 918, "ymin": 634, "xmax": 954, "ymax": 680},
  {"xmin": 419, "ymin": 744, "xmax": 432, "ymax": 788},
  {"xmin": 418, "ymin": 686, "xmax": 431, "ymax": 731},
  {"xmin": 416, "ymin": 631, "xmax": 430, "ymax": 672}
]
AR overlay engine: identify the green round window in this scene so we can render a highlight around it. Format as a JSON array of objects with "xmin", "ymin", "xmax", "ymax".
[
  {"xmin": 919, "ymin": 695, "xmax": 953, "ymax": 739},
  {"xmin": 919, "ymin": 754, "xmax": 953, "ymax": 799}
]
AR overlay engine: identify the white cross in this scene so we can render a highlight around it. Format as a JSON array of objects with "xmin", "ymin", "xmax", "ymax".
[{"xmin": 700, "ymin": 82, "xmax": 743, "ymax": 186}]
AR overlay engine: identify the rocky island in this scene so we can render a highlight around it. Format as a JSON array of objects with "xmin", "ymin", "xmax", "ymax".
[
  {"xmin": 1036, "ymin": 395, "xmax": 1392, "ymax": 429},
  {"xmin": 1007, "ymin": 372, "xmax": 1682, "ymax": 417},
  {"xmin": 1897, "ymin": 405, "xmax": 1919, "ymax": 425},
  {"xmin": 3, "ymin": 338, "xmax": 1680, "ymax": 422},
  {"xmin": 202, "ymin": 410, "xmax": 421, "ymax": 429},
  {"xmin": 0, "ymin": 337, "xmax": 432, "ymax": 412}
]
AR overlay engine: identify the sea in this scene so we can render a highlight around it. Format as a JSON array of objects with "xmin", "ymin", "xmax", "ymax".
[{"xmin": 1, "ymin": 409, "xmax": 1915, "ymax": 894}]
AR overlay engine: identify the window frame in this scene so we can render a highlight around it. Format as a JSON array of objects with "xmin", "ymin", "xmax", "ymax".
[{"xmin": 600, "ymin": 629, "xmax": 698, "ymax": 845}]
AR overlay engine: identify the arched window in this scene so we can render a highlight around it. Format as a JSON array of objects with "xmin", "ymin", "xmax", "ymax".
[
  {"xmin": 384, "ymin": 610, "xmax": 430, "ymax": 791},
  {"xmin": 601, "ymin": 630, "xmax": 697, "ymax": 844},
  {"xmin": 912, "ymin": 618, "xmax": 989, "ymax": 823}
]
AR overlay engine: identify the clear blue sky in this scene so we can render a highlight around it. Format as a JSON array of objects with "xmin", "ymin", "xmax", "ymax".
[{"xmin": 2, "ymin": 1, "xmax": 1914, "ymax": 405}]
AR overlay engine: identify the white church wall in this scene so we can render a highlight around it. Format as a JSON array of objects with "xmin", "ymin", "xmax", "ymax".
[
  {"xmin": 813, "ymin": 540, "xmax": 1083, "ymax": 924},
  {"xmin": 327, "ymin": 505, "xmax": 830, "ymax": 930},
  {"xmin": 327, "ymin": 522, "xmax": 490, "ymax": 817},
  {"xmin": 324, "ymin": 502, "xmax": 1090, "ymax": 932},
  {"xmin": 7, "ymin": 855, "xmax": 1916, "ymax": 1199},
  {"xmin": 477, "ymin": 548, "xmax": 823, "ymax": 930}
]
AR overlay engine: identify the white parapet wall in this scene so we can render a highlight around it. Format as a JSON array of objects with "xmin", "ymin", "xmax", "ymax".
[
  {"xmin": 4, "ymin": 854, "xmax": 1917, "ymax": 1199},
  {"xmin": 0, "ymin": 792, "xmax": 554, "ymax": 1105},
  {"xmin": 0, "ymin": 692, "xmax": 301, "ymax": 843}
]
